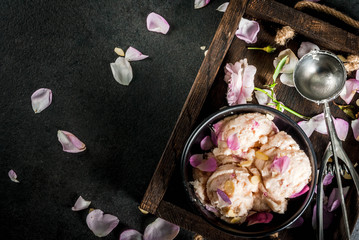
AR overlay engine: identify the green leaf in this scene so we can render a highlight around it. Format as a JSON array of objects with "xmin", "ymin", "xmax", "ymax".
[{"xmin": 273, "ymin": 55, "xmax": 288, "ymax": 82}]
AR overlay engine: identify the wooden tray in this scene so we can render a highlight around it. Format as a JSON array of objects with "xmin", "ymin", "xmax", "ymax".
[{"xmin": 140, "ymin": 0, "xmax": 359, "ymax": 239}]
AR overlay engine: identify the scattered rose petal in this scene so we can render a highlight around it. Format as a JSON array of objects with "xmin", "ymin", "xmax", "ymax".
[
  {"xmin": 298, "ymin": 113, "xmax": 349, "ymax": 140},
  {"xmin": 200, "ymin": 136, "xmax": 214, "ymax": 151},
  {"xmin": 146, "ymin": 12, "xmax": 170, "ymax": 34},
  {"xmin": 273, "ymin": 49, "xmax": 298, "ymax": 74},
  {"xmin": 280, "ymin": 73, "xmax": 295, "ymax": 87},
  {"xmin": 190, "ymin": 155, "xmax": 217, "ymax": 172},
  {"xmin": 8, "ymin": 170, "xmax": 19, "ymax": 183},
  {"xmin": 57, "ymin": 130, "xmax": 86, "ymax": 153},
  {"xmin": 119, "ymin": 229, "xmax": 143, "ymax": 240},
  {"xmin": 110, "ymin": 57, "xmax": 133, "ymax": 85},
  {"xmin": 86, "ymin": 209, "xmax": 119, "ymax": 237},
  {"xmin": 290, "ymin": 185, "xmax": 309, "ymax": 198},
  {"xmin": 339, "ymin": 78, "xmax": 359, "ymax": 104},
  {"xmin": 227, "ymin": 133, "xmax": 240, "ymax": 150},
  {"xmin": 352, "ymin": 117, "xmax": 359, "ymax": 141},
  {"xmin": 297, "ymin": 42, "xmax": 320, "ymax": 58},
  {"xmin": 312, "ymin": 203, "xmax": 334, "ymax": 230},
  {"xmin": 235, "ymin": 18, "xmax": 260, "ymax": 44},
  {"xmin": 287, "ymin": 217, "xmax": 304, "ymax": 229},
  {"xmin": 31, "ymin": 88, "xmax": 52, "ymax": 113},
  {"xmin": 205, "ymin": 204, "xmax": 218, "ymax": 214},
  {"xmin": 143, "ymin": 218, "xmax": 180, "ymax": 240},
  {"xmin": 224, "ymin": 59, "xmax": 256, "ymax": 106},
  {"xmin": 255, "ymin": 89, "xmax": 272, "ymax": 106},
  {"xmin": 323, "ymin": 173, "xmax": 334, "ymax": 186},
  {"xmin": 114, "ymin": 47, "xmax": 125, "ymax": 56},
  {"xmin": 72, "ymin": 196, "xmax": 91, "ymax": 211},
  {"xmin": 125, "ymin": 47, "xmax": 149, "ymax": 62},
  {"xmin": 271, "ymin": 156, "xmax": 290, "ymax": 173},
  {"xmin": 217, "ymin": 189, "xmax": 232, "ymax": 205},
  {"xmin": 247, "ymin": 212, "xmax": 273, "ymax": 226},
  {"xmin": 327, "ymin": 186, "xmax": 349, "ymax": 212},
  {"xmin": 194, "ymin": 0, "xmax": 210, "ymax": 9},
  {"xmin": 216, "ymin": 2, "xmax": 229, "ymax": 12}
]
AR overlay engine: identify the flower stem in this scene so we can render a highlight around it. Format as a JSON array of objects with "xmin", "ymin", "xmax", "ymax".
[{"xmin": 254, "ymin": 87, "xmax": 310, "ymax": 120}]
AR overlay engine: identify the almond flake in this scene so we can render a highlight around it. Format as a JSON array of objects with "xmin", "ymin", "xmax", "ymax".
[
  {"xmin": 255, "ymin": 151, "xmax": 269, "ymax": 160},
  {"xmin": 230, "ymin": 217, "xmax": 242, "ymax": 224},
  {"xmin": 250, "ymin": 175, "xmax": 261, "ymax": 185},
  {"xmin": 240, "ymin": 160, "xmax": 252, "ymax": 167},
  {"xmin": 138, "ymin": 206, "xmax": 149, "ymax": 214},
  {"xmin": 200, "ymin": 46, "xmax": 206, "ymax": 50},
  {"xmin": 224, "ymin": 180, "xmax": 235, "ymax": 196},
  {"xmin": 114, "ymin": 47, "xmax": 125, "ymax": 56}
]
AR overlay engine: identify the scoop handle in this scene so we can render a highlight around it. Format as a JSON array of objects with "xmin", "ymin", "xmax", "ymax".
[{"xmin": 323, "ymin": 102, "xmax": 351, "ymax": 239}]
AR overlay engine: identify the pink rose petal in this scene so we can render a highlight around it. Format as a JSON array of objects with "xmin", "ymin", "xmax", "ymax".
[
  {"xmin": 312, "ymin": 204, "xmax": 334, "ymax": 230},
  {"xmin": 71, "ymin": 196, "xmax": 91, "ymax": 211},
  {"xmin": 119, "ymin": 229, "xmax": 143, "ymax": 240},
  {"xmin": 334, "ymin": 118, "xmax": 349, "ymax": 141},
  {"xmin": 200, "ymin": 136, "xmax": 214, "ymax": 151},
  {"xmin": 247, "ymin": 212, "xmax": 273, "ymax": 226},
  {"xmin": 190, "ymin": 155, "xmax": 217, "ymax": 172},
  {"xmin": 194, "ymin": 0, "xmax": 210, "ymax": 9},
  {"xmin": 351, "ymin": 117, "xmax": 359, "ymax": 141},
  {"xmin": 143, "ymin": 218, "xmax": 179, "ymax": 240},
  {"xmin": 31, "ymin": 88, "xmax": 52, "ymax": 113},
  {"xmin": 271, "ymin": 156, "xmax": 290, "ymax": 174},
  {"xmin": 339, "ymin": 78, "xmax": 359, "ymax": 104},
  {"xmin": 146, "ymin": 12, "xmax": 170, "ymax": 34},
  {"xmin": 110, "ymin": 57, "xmax": 133, "ymax": 85},
  {"xmin": 273, "ymin": 49, "xmax": 298, "ymax": 74},
  {"xmin": 224, "ymin": 59, "xmax": 256, "ymax": 106},
  {"xmin": 216, "ymin": 2, "xmax": 229, "ymax": 12},
  {"xmin": 217, "ymin": 189, "xmax": 232, "ymax": 205},
  {"xmin": 227, "ymin": 133, "xmax": 240, "ymax": 150},
  {"xmin": 323, "ymin": 173, "xmax": 334, "ymax": 186},
  {"xmin": 280, "ymin": 73, "xmax": 294, "ymax": 87},
  {"xmin": 287, "ymin": 217, "xmax": 304, "ymax": 229},
  {"xmin": 125, "ymin": 47, "xmax": 149, "ymax": 62},
  {"xmin": 235, "ymin": 18, "xmax": 260, "ymax": 44},
  {"xmin": 297, "ymin": 42, "xmax": 320, "ymax": 58},
  {"xmin": 189, "ymin": 154, "xmax": 203, "ymax": 167},
  {"xmin": 86, "ymin": 209, "xmax": 119, "ymax": 237},
  {"xmin": 290, "ymin": 185, "xmax": 309, "ymax": 198},
  {"xmin": 57, "ymin": 130, "xmax": 86, "ymax": 153},
  {"xmin": 8, "ymin": 169, "xmax": 20, "ymax": 183},
  {"xmin": 327, "ymin": 186, "xmax": 349, "ymax": 212}
]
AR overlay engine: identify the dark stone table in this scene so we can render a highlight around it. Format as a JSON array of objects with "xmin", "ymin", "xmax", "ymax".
[{"xmin": 1, "ymin": 0, "xmax": 358, "ymax": 239}]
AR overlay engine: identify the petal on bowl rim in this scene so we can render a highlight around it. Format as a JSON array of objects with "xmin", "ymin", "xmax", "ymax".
[{"xmin": 200, "ymin": 135, "xmax": 214, "ymax": 151}]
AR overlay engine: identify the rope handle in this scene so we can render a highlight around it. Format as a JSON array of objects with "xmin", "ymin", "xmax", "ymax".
[{"xmin": 294, "ymin": 1, "xmax": 359, "ymax": 29}]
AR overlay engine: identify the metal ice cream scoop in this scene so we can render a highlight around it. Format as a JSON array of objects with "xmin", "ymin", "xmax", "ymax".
[{"xmin": 293, "ymin": 50, "xmax": 359, "ymax": 240}]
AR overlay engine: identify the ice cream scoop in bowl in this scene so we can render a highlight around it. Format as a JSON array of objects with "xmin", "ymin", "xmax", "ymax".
[{"xmin": 181, "ymin": 104, "xmax": 317, "ymax": 238}]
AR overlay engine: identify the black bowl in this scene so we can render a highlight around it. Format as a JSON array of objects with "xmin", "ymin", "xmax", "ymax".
[{"xmin": 181, "ymin": 104, "xmax": 317, "ymax": 238}]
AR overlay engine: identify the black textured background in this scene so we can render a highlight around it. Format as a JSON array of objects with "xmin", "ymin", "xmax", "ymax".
[{"xmin": 0, "ymin": 1, "xmax": 358, "ymax": 240}]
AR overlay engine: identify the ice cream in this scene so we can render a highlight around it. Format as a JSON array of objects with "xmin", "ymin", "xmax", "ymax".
[{"xmin": 190, "ymin": 113, "xmax": 312, "ymax": 224}]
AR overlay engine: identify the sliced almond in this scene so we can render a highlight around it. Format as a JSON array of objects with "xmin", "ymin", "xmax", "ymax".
[
  {"xmin": 224, "ymin": 180, "xmax": 235, "ymax": 197},
  {"xmin": 227, "ymin": 209, "xmax": 236, "ymax": 217},
  {"xmin": 138, "ymin": 206, "xmax": 149, "ymax": 214},
  {"xmin": 255, "ymin": 151, "xmax": 269, "ymax": 161},
  {"xmin": 250, "ymin": 175, "xmax": 261, "ymax": 185},
  {"xmin": 230, "ymin": 217, "xmax": 242, "ymax": 224},
  {"xmin": 114, "ymin": 47, "xmax": 125, "ymax": 56},
  {"xmin": 240, "ymin": 160, "xmax": 252, "ymax": 167}
]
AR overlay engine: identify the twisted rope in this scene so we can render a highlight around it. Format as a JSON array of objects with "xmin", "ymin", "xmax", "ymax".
[{"xmin": 294, "ymin": 1, "xmax": 359, "ymax": 29}]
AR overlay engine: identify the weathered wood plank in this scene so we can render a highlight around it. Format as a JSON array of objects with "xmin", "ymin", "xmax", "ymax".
[
  {"xmin": 140, "ymin": 0, "xmax": 250, "ymax": 214},
  {"xmin": 246, "ymin": 0, "xmax": 359, "ymax": 54}
]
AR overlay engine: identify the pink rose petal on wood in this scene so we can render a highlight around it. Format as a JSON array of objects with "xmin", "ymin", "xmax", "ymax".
[
  {"xmin": 280, "ymin": 73, "xmax": 294, "ymax": 87},
  {"xmin": 146, "ymin": 12, "xmax": 170, "ymax": 34},
  {"xmin": 312, "ymin": 204, "xmax": 334, "ymax": 230},
  {"xmin": 235, "ymin": 18, "xmax": 260, "ymax": 44},
  {"xmin": 31, "ymin": 88, "xmax": 52, "ymax": 113},
  {"xmin": 271, "ymin": 156, "xmax": 290, "ymax": 174},
  {"xmin": 119, "ymin": 229, "xmax": 143, "ymax": 240},
  {"xmin": 110, "ymin": 57, "xmax": 133, "ymax": 85},
  {"xmin": 328, "ymin": 186, "xmax": 349, "ymax": 212},
  {"xmin": 340, "ymin": 78, "xmax": 359, "ymax": 104},
  {"xmin": 57, "ymin": 130, "xmax": 86, "ymax": 153},
  {"xmin": 71, "ymin": 196, "xmax": 91, "ymax": 211},
  {"xmin": 224, "ymin": 59, "xmax": 256, "ymax": 106},
  {"xmin": 125, "ymin": 47, "xmax": 149, "ymax": 62},
  {"xmin": 273, "ymin": 49, "xmax": 298, "ymax": 74},
  {"xmin": 217, "ymin": 189, "xmax": 232, "ymax": 205},
  {"xmin": 200, "ymin": 136, "xmax": 213, "ymax": 151},
  {"xmin": 8, "ymin": 169, "xmax": 20, "ymax": 183},
  {"xmin": 297, "ymin": 42, "xmax": 320, "ymax": 58},
  {"xmin": 227, "ymin": 133, "xmax": 240, "ymax": 150},
  {"xmin": 352, "ymin": 117, "xmax": 359, "ymax": 141},
  {"xmin": 334, "ymin": 118, "xmax": 349, "ymax": 141},
  {"xmin": 86, "ymin": 209, "xmax": 119, "ymax": 237},
  {"xmin": 216, "ymin": 2, "xmax": 229, "ymax": 12},
  {"xmin": 323, "ymin": 173, "xmax": 334, "ymax": 186},
  {"xmin": 194, "ymin": 0, "xmax": 210, "ymax": 9},
  {"xmin": 143, "ymin": 218, "xmax": 180, "ymax": 240},
  {"xmin": 247, "ymin": 212, "xmax": 273, "ymax": 226},
  {"xmin": 290, "ymin": 185, "xmax": 309, "ymax": 198}
]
